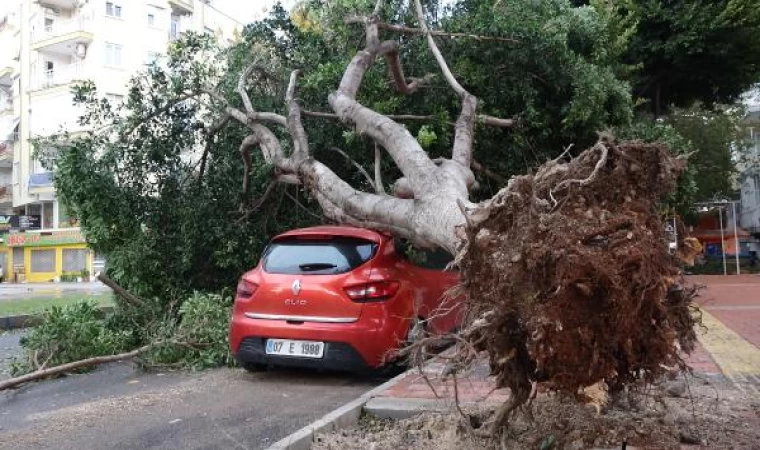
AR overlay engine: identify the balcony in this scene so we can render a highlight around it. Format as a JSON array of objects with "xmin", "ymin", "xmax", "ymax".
[
  {"xmin": 36, "ymin": 0, "xmax": 80, "ymax": 8},
  {"xmin": 31, "ymin": 16, "xmax": 93, "ymax": 54},
  {"xmin": 33, "ymin": 63, "xmax": 87, "ymax": 91},
  {"xmin": 168, "ymin": 0, "xmax": 194, "ymax": 14},
  {"xmin": 0, "ymin": 185, "xmax": 11, "ymax": 205}
]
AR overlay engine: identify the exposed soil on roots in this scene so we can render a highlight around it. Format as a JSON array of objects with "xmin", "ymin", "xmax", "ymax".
[{"xmin": 455, "ymin": 136, "xmax": 699, "ymax": 427}]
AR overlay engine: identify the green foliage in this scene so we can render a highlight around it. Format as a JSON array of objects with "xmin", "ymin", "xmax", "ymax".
[
  {"xmin": 667, "ymin": 105, "xmax": 744, "ymax": 202},
  {"xmin": 619, "ymin": 0, "xmax": 760, "ymax": 114},
  {"xmin": 12, "ymin": 301, "xmax": 133, "ymax": 375},
  {"xmin": 40, "ymin": 32, "xmax": 315, "ymax": 308},
  {"xmin": 143, "ymin": 293, "xmax": 235, "ymax": 370},
  {"xmin": 416, "ymin": 125, "xmax": 438, "ymax": 149}
]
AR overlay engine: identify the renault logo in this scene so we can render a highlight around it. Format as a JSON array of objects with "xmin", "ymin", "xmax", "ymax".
[{"xmin": 291, "ymin": 279, "xmax": 301, "ymax": 295}]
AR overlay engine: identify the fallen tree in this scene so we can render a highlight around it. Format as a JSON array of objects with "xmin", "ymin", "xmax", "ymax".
[
  {"xmin": 40, "ymin": 0, "xmax": 699, "ymax": 434},
  {"xmin": 200, "ymin": 0, "xmax": 697, "ymax": 431}
]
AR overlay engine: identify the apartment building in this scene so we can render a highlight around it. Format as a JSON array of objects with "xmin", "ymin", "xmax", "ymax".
[
  {"xmin": 740, "ymin": 101, "xmax": 760, "ymax": 246},
  {"xmin": 0, "ymin": 0, "xmax": 242, "ymax": 282}
]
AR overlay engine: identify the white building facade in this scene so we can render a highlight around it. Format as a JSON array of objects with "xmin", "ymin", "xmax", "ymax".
[
  {"xmin": 740, "ymin": 103, "xmax": 760, "ymax": 243},
  {"xmin": 0, "ymin": 0, "xmax": 242, "ymax": 227}
]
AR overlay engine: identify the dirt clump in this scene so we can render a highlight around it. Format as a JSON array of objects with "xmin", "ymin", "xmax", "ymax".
[{"xmin": 452, "ymin": 136, "xmax": 699, "ymax": 427}]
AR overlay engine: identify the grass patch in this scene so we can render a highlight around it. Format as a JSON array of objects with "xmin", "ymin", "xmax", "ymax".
[{"xmin": 0, "ymin": 294, "xmax": 114, "ymax": 317}]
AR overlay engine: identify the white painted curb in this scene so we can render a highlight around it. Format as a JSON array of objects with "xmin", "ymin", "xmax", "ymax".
[{"xmin": 265, "ymin": 370, "xmax": 410, "ymax": 450}]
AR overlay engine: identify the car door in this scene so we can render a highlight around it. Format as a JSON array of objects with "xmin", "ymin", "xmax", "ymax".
[{"xmin": 394, "ymin": 239, "xmax": 463, "ymax": 334}]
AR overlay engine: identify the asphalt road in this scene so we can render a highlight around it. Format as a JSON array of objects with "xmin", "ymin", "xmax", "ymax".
[{"xmin": 0, "ymin": 353, "xmax": 382, "ymax": 450}]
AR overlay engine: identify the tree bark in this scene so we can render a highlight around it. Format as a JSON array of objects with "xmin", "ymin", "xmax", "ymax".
[{"xmin": 96, "ymin": 273, "xmax": 145, "ymax": 307}]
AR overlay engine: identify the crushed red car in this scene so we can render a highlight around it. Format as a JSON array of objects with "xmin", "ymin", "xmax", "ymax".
[{"xmin": 228, "ymin": 226, "xmax": 463, "ymax": 373}]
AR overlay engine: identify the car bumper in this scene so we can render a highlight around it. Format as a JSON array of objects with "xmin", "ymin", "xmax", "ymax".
[
  {"xmin": 229, "ymin": 304, "xmax": 409, "ymax": 371},
  {"xmin": 234, "ymin": 337, "xmax": 372, "ymax": 373}
]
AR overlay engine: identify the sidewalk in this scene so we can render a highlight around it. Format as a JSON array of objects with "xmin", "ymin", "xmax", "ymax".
[{"xmin": 367, "ymin": 275, "xmax": 760, "ymax": 437}]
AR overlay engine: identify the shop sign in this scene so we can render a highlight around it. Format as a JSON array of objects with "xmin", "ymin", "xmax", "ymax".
[
  {"xmin": 0, "ymin": 215, "xmax": 42, "ymax": 234},
  {"xmin": 7, "ymin": 229, "xmax": 86, "ymax": 247}
]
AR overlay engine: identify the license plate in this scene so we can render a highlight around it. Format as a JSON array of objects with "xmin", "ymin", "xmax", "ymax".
[{"xmin": 265, "ymin": 339, "xmax": 324, "ymax": 358}]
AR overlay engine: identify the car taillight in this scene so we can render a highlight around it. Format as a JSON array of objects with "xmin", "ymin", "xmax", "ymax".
[
  {"xmin": 236, "ymin": 279, "xmax": 258, "ymax": 299},
  {"xmin": 344, "ymin": 281, "xmax": 400, "ymax": 302}
]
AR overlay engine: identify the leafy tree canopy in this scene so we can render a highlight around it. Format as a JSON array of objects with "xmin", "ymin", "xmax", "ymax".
[{"xmin": 620, "ymin": 0, "xmax": 760, "ymax": 115}]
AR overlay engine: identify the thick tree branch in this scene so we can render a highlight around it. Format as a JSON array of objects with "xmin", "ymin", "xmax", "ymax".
[
  {"xmin": 303, "ymin": 109, "xmax": 514, "ymax": 128},
  {"xmin": 0, "ymin": 345, "xmax": 157, "ymax": 391},
  {"xmin": 453, "ymin": 94, "xmax": 477, "ymax": 167},
  {"xmin": 239, "ymin": 135, "xmax": 256, "ymax": 198},
  {"xmin": 479, "ymin": 115, "xmax": 516, "ymax": 128},
  {"xmin": 197, "ymin": 115, "xmax": 231, "ymax": 184},
  {"xmin": 303, "ymin": 110, "xmax": 435, "ymax": 122},
  {"xmin": 285, "ymin": 70, "xmax": 309, "ymax": 159},
  {"xmin": 413, "ymin": 0, "xmax": 467, "ymax": 97},
  {"xmin": 471, "ymin": 159, "xmax": 508, "ymax": 185},
  {"xmin": 96, "ymin": 273, "xmax": 145, "ymax": 307},
  {"xmin": 384, "ymin": 49, "xmax": 433, "ymax": 95},
  {"xmin": 201, "ymin": 89, "xmax": 287, "ymax": 127},
  {"xmin": 237, "ymin": 61, "xmax": 258, "ymax": 114},
  {"xmin": 374, "ymin": 144, "xmax": 386, "ymax": 194}
]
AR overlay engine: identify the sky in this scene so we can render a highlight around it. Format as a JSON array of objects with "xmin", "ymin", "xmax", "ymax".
[{"xmin": 215, "ymin": 0, "xmax": 296, "ymax": 23}]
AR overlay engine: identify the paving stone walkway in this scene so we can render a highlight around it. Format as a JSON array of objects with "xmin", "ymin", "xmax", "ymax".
[{"xmin": 374, "ymin": 274, "xmax": 760, "ymax": 403}]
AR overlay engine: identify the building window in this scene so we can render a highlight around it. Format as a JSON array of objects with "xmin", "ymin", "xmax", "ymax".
[
  {"xmin": 170, "ymin": 16, "xmax": 180, "ymax": 40},
  {"xmin": 104, "ymin": 42, "xmax": 123, "ymax": 67},
  {"xmin": 106, "ymin": 2, "xmax": 122, "ymax": 18},
  {"xmin": 63, "ymin": 249, "xmax": 89, "ymax": 273},
  {"xmin": 31, "ymin": 249, "xmax": 56, "ymax": 273},
  {"xmin": 106, "ymin": 93, "xmax": 123, "ymax": 105},
  {"xmin": 147, "ymin": 13, "xmax": 155, "ymax": 26}
]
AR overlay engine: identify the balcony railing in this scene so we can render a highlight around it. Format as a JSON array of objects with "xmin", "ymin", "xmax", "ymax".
[
  {"xmin": 32, "ymin": 16, "xmax": 93, "ymax": 44},
  {"xmin": 33, "ymin": 64, "xmax": 86, "ymax": 90}
]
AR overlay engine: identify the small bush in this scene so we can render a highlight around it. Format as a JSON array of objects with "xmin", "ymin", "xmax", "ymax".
[
  {"xmin": 12, "ymin": 301, "xmax": 133, "ymax": 375},
  {"xmin": 142, "ymin": 292, "xmax": 235, "ymax": 370}
]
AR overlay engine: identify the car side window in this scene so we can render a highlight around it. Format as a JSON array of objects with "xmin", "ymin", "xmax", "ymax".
[{"xmin": 394, "ymin": 238, "xmax": 454, "ymax": 271}]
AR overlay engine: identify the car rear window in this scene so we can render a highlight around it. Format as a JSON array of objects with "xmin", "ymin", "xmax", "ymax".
[{"xmin": 263, "ymin": 237, "xmax": 378, "ymax": 275}]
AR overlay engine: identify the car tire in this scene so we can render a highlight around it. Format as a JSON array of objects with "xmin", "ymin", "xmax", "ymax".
[{"xmin": 242, "ymin": 362, "xmax": 267, "ymax": 373}]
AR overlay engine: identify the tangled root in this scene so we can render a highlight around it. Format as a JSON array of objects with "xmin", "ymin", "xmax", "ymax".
[{"xmin": 457, "ymin": 135, "xmax": 699, "ymax": 429}]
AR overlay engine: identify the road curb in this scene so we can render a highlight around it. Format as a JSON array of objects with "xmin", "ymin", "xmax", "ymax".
[{"xmin": 265, "ymin": 370, "xmax": 411, "ymax": 450}]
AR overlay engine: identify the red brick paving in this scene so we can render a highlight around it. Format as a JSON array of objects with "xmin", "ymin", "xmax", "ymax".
[
  {"xmin": 378, "ymin": 275, "xmax": 760, "ymax": 403},
  {"xmin": 687, "ymin": 275, "xmax": 760, "ymax": 348}
]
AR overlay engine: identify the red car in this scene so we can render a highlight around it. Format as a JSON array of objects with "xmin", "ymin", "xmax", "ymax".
[{"xmin": 229, "ymin": 226, "xmax": 463, "ymax": 373}]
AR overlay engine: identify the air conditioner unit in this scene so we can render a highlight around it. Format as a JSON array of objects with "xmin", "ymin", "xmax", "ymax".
[{"xmin": 43, "ymin": 7, "xmax": 60, "ymax": 16}]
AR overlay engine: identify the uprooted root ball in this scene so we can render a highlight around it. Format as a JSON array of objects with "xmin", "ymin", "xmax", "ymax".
[{"xmin": 458, "ymin": 136, "xmax": 699, "ymax": 425}]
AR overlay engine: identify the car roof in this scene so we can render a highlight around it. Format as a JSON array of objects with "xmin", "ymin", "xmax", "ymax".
[{"xmin": 273, "ymin": 225, "xmax": 387, "ymax": 243}]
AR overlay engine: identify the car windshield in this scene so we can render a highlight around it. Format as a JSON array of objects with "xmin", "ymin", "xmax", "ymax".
[{"xmin": 263, "ymin": 237, "xmax": 378, "ymax": 275}]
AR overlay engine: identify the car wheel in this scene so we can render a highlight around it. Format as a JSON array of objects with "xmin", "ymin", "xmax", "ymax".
[{"xmin": 242, "ymin": 362, "xmax": 267, "ymax": 373}]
